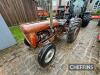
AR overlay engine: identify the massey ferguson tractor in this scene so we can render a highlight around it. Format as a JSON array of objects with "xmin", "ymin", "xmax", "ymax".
[{"xmin": 20, "ymin": 0, "xmax": 91, "ymax": 67}]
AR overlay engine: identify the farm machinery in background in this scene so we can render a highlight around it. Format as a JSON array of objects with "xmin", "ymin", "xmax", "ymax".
[
  {"xmin": 37, "ymin": 7, "xmax": 48, "ymax": 20},
  {"xmin": 20, "ymin": 0, "xmax": 91, "ymax": 67},
  {"xmin": 91, "ymin": 16, "xmax": 100, "ymax": 41}
]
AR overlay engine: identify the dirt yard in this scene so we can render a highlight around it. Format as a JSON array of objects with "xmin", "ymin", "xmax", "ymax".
[{"xmin": 0, "ymin": 20, "xmax": 100, "ymax": 75}]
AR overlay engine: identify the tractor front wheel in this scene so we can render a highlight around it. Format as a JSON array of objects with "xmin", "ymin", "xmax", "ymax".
[{"xmin": 38, "ymin": 43, "xmax": 56, "ymax": 67}]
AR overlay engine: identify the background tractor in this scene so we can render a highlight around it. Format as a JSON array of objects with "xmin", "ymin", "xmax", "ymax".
[{"xmin": 56, "ymin": 0, "xmax": 91, "ymax": 27}]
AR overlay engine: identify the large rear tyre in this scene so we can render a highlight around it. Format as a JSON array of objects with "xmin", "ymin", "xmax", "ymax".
[
  {"xmin": 66, "ymin": 18, "xmax": 81, "ymax": 43},
  {"xmin": 81, "ymin": 12, "xmax": 91, "ymax": 27},
  {"xmin": 67, "ymin": 27, "xmax": 80, "ymax": 43},
  {"xmin": 38, "ymin": 43, "xmax": 56, "ymax": 67}
]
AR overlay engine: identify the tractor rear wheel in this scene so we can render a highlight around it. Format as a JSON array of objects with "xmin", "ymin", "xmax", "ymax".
[
  {"xmin": 81, "ymin": 12, "xmax": 91, "ymax": 27},
  {"xmin": 67, "ymin": 27, "xmax": 80, "ymax": 43},
  {"xmin": 66, "ymin": 18, "xmax": 81, "ymax": 43}
]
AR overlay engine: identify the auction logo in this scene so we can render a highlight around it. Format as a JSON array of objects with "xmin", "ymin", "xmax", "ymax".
[{"xmin": 69, "ymin": 64, "xmax": 94, "ymax": 70}]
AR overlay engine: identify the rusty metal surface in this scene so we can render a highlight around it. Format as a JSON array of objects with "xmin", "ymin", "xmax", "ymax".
[{"xmin": 20, "ymin": 19, "xmax": 58, "ymax": 33}]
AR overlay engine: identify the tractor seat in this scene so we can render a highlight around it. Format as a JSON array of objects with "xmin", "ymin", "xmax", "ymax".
[
  {"xmin": 57, "ymin": 19, "xmax": 66, "ymax": 26},
  {"xmin": 20, "ymin": 19, "xmax": 59, "ymax": 34}
]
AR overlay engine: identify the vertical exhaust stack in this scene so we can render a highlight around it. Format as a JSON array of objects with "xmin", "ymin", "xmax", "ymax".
[{"xmin": 49, "ymin": 0, "xmax": 54, "ymax": 32}]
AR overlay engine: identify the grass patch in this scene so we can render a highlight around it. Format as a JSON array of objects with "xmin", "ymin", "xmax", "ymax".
[{"xmin": 9, "ymin": 26, "xmax": 24, "ymax": 42}]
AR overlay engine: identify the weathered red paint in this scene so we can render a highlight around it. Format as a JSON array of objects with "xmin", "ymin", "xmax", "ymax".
[
  {"xmin": 20, "ymin": 19, "xmax": 59, "ymax": 48},
  {"xmin": 29, "ymin": 33, "xmax": 37, "ymax": 48},
  {"xmin": 20, "ymin": 19, "xmax": 59, "ymax": 33}
]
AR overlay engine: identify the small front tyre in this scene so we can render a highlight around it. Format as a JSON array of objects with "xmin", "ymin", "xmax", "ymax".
[{"xmin": 38, "ymin": 43, "xmax": 56, "ymax": 67}]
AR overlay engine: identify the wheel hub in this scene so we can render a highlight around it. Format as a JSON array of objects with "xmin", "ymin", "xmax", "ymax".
[{"xmin": 44, "ymin": 49, "xmax": 55, "ymax": 63}]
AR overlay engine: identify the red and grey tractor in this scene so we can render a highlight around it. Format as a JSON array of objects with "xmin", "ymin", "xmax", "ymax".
[{"xmin": 20, "ymin": 0, "xmax": 91, "ymax": 67}]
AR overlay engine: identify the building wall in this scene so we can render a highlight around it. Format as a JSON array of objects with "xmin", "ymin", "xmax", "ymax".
[
  {"xmin": 52, "ymin": 0, "xmax": 69, "ymax": 10},
  {"xmin": 87, "ymin": 0, "xmax": 100, "ymax": 12}
]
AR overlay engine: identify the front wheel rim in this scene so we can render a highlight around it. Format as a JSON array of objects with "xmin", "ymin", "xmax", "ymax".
[{"xmin": 44, "ymin": 49, "xmax": 55, "ymax": 63}]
